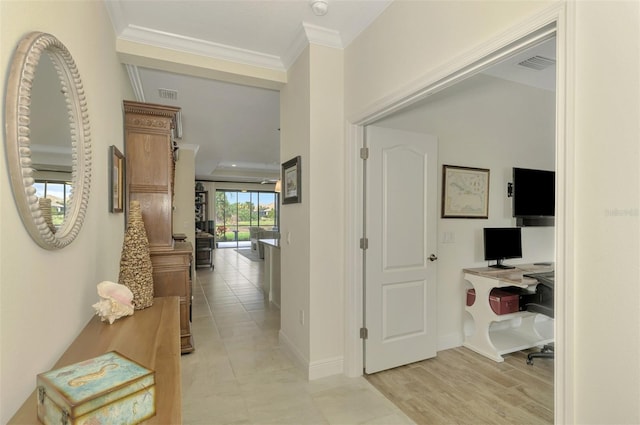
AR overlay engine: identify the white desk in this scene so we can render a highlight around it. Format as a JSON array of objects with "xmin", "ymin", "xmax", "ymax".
[
  {"xmin": 463, "ymin": 264, "xmax": 554, "ymax": 362},
  {"xmin": 259, "ymin": 239, "xmax": 280, "ymax": 308}
]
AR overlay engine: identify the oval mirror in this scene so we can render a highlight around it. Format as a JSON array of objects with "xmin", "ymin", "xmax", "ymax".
[{"xmin": 4, "ymin": 32, "xmax": 92, "ymax": 249}]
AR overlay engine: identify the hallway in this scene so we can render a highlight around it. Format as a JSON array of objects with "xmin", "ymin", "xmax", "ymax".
[{"xmin": 181, "ymin": 248, "xmax": 413, "ymax": 424}]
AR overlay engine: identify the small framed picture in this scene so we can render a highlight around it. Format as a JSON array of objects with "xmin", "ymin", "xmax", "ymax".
[
  {"xmin": 441, "ymin": 164, "xmax": 490, "ymax": 218},
  {"xmin": 282, "ymin": 156, "xmax": 301, "ymax": 204},
  {"xmin": 110, "ymin": 145, "xmax": 124, "ymax": 213}
]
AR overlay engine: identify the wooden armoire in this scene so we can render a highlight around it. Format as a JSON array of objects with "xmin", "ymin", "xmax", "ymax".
[{"xmin": 123, "ymin": 100, "xmax": 194, "ymax": 354}]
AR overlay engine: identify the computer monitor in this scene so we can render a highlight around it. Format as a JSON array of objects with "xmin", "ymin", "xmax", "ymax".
[{"xmin": 483, "ymin": 227, "xmax": 522, "ymax": 269}]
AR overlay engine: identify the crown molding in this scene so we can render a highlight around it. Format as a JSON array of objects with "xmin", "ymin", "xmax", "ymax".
[
  {"xmin": 125, "ymin": 64, "xmax": 145, "ymax": 102},
  {"xmin": 303, "ymin": 22, "xmax": 343, "ymax": 49},
  {"xmin": 281, "ymin": 25, "xmax": 309, "ymax": 69},
  {"xmin": 178, "ymin": 143, "xmax": 199, "ymax": 154},
  {"xmin": 202, "ymin": 168, "xmax": 280, "ymax": 183},
  {"xmin": 282, "ymin": 22, "xmax": 343, "ymax": 69},
  {"xmin": 107, "ymin": 0, "xmax": 347, "ymax": 73},
  {"xmin": 118, "ymin": 25, "xmax": 286, "ymax": 72}
]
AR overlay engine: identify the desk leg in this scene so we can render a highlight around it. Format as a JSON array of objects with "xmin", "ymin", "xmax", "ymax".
[{"xmin": 463, "ymin": 320, "xmax": 504, "ymax": 362}]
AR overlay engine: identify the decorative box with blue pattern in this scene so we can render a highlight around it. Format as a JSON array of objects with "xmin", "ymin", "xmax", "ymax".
[{"xmin": 36, "ymin": 351, "xmax": 155, "ymax": 425}]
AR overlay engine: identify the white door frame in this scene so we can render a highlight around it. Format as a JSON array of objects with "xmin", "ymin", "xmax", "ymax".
[{"xmin": 343, "ymin": 3, "xmax": 574, "ymax": 424}]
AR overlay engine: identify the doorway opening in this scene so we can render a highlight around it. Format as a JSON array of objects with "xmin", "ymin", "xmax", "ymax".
[{"xmin": 345, "ymin": 10, "xmax": 570, "ymax": 424}]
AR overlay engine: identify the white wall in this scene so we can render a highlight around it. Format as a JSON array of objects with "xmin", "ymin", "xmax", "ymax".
[
  {"xmin": 573, "ymin": 1, "xmax": 639, "ymax": 422},
  {"xmin": 174, "ymin": 147, "xmax": 196, "ymax": 278},
  {"xmin": 279, "ymin": 46, "xmax": 312, "ymax": 370},
  {"xmin": 376, "ymin": 74, "xmax": 555, "ymax": 348},
  {"xmin": 174, "ymin": 148, "xmax": 196, "ymax": 243},
  {"xmin": 308, "ymin": 45, "xmax": 345, "ymax": 375},
  {"xmin": 278, "ymin": 43, "xmax": 346, "ymax": 379},
  {"xmin": 0, "ymin": 1, "xmax": 134, "ymax": 422},
  {"xmin": 345, "ymin": 1, "xmax": 555, "ymax": 116}
]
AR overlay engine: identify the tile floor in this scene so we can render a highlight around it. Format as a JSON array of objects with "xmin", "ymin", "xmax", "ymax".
[{"xmin": 181, "ymin": 248, "xmax": 414, "ymax": 424}]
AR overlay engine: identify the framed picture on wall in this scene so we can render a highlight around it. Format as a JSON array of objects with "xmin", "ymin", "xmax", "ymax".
[
  {"xmin": 110, "ymin": 145, "xmax": 124, "ymax": 213},
  {"xmin": 441, "ymin": 164, "xmax": 490, "ymax": 218},
  {"xmin": 282, "ymin": 156, "xmax": 301, "ymax": 204}
]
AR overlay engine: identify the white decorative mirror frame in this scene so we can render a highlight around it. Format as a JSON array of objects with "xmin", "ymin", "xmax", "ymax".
[{"xmin": 4, "ymin": 32, "xmax": 92, "ymax": 249}]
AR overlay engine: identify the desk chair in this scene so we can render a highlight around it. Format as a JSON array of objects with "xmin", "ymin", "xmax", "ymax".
[{"xmin": 524, "ymin": 273, "xmax": 554, "ymax": 365}]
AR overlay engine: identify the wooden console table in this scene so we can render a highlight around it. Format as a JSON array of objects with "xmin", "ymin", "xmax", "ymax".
[{"xmin": 8, "ymin": 297, "xmax": 182, "ymax": 424}]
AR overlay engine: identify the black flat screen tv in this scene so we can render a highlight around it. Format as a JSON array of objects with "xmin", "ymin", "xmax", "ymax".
[
  {"xmin": 512, "ymin": 167, "xmax": 555, "ymax": 218},
  {"xmin": 483, "ymin": 227, "xmax": 522, "ymax": 269}
]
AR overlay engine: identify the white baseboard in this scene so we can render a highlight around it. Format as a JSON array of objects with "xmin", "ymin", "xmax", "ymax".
[
  {"xmin": 438, "ymin": 332, "xmax": 463, "ymax": 352},
  {"xmin": 308, "ymin": 356, "xmax": 344, "ymax": 380},
  {"xmin": 279, "ymin": 329, "xmax": 309, "ymax": 376},
  {"xmin": 279, "ymin": 330, "xmax": 344, "ymax": 380}
]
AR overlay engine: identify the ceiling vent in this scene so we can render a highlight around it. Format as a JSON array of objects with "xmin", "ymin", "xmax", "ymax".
[
  {"xmin": 518, "ymin": 55, "xmax": 556, "ymax": 71},
  {"xmin": 158, "ymin": 88, "xmax": 178, "ymax": 100}
]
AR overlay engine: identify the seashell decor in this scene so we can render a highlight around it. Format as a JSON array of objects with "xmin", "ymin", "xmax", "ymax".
[
  {"xmin": 118, "ymin": 200, "xmax": 154, "ymax": 309},
  {"xmin": 92, "ymin": 281, "xmax": 134, "ymax": 324}
]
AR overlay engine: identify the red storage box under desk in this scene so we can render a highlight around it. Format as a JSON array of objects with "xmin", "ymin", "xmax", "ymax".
[{"xmin": 466, "ymin": 288, "xmax": 520, "ymax": 315}]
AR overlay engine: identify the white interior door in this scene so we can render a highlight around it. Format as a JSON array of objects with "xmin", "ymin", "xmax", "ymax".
[{"xmin": 364, "ymin": 125, "xmax": 438, "ymax": 374}]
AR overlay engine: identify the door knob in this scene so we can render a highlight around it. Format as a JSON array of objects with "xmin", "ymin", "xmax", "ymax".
[{"xmin": 428, "ymin": 254, "xmax": 438, "ymax": 262}]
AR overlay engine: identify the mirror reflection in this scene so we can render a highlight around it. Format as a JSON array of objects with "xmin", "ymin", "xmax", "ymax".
[
  {"xmin": 31, "ymin": 53, "xmax": 73, "ymax": 231},
  {"xmin": 4, "ymin": 32, "xmax": 92, "ymax": 249}
]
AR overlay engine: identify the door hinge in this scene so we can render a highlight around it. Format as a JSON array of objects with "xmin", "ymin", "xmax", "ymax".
[
  {"xmin": 360, "ymin": 147, "xmax": 369, "ymax": 160},
  {"xmin": 360, "ymin": 238, "xmax": 368, "ymax": 250},
  {"xmin": 360, "ymin": 327, "xmax": 368, "ymax": 339}
]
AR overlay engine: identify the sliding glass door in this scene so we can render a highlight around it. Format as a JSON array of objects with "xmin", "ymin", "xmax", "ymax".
[
  {"xmin": 34, "ymin": 180, "xmax": 71, "ymax": 231},
  {"xmin": 214, "ymin": 190, "xmax": 279, "ymax": 248}
]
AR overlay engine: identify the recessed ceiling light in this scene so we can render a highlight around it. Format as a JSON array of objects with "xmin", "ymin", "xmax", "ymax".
[{"xmin": 231, "ymin": 164, "xmax": 237, "ymax": 167}]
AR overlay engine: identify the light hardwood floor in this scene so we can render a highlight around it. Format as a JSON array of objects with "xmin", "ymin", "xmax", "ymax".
[{"xmin": 365, "ymin": 346, "xmax": 554, "ymax": 425}]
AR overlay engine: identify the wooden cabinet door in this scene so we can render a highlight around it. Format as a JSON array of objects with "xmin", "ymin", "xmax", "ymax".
[
  {"xmin": 151, "ymin": 242, "xmax": 194, "ymax": 354},
  {"xmin": 124, "ymin": 101, "xmax": 180, "ymax": 251}
]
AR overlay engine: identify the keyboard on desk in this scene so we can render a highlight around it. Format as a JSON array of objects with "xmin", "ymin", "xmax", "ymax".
[{"xmin": 523, "ymin": 271, "xmax": 555, "ymax": 286}]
